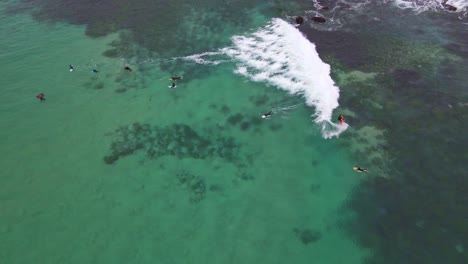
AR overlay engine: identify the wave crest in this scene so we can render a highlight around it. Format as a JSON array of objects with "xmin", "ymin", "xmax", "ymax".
[{"xmin": 181, "ymin": 18, "xmax": 347, "ymax": 138}]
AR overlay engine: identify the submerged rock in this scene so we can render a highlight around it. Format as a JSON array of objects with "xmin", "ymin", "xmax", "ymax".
[
  {"xmin": 443, "ymin": 4, "xmax": 457, "ymax": 12},
  {"xmin": 296, "ymin": 16, "xmax": 304, "ymax": 25},
  {"xmin": 104, "ymin": 122, "xmax": 240, "ymax": 164},
  {"xmin": 312, "ymin": 16, "xmax": 326, "ymax": 23},
  {"xmin": 442, "ymin": 1, "xmax": 457, "ymax": 12},
  {"xmin": 293, "ymin": 228, "xmax": 322, "ymax": 245}
]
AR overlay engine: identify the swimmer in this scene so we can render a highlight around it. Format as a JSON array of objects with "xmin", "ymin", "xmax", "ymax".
[
  {"xmin": 338, "ymin": 114, "xmax": 345, "ymax": 124},
  {"xmin": 353, "ymin": 166, "xmax": 368, "ymax": 173},
  {"xmin": 124, "ymin": 65, "xmax": 132, "ymax": 72},
  {"xmin": 36, "ymin": 93, "xmax": 45, "ymax": 102},
  {"xmin": 170, "ymin": 82, "xmax": 176, "ymax": 89},
  {"xmin": 92, "ymin": 69, "xmax": 99, "ymax": 74},
  {"xmin": 169, "ymin": 76, "xmax": 183, "ymax": 81},
  {"xmin": 69, "ymin": 65, "xmax": 74, "ymax": 72},
  {"xmin": 262, "ymin": 111, "xmax": 272, "ymax": 119}
]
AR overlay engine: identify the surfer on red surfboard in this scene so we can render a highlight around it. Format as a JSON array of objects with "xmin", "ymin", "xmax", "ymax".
[{"xmin": 338, "ymin": 114, "xmax": 345, "ymax": 124}]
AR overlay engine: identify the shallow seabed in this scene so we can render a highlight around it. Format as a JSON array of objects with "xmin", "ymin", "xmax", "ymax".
[
  {"xmin": 0, "ymin": 2, "xmax": 368, "ymax": 264},
  {"xmin": 1, "ymin": 0, "xmax": 467, "ymax": 264}
]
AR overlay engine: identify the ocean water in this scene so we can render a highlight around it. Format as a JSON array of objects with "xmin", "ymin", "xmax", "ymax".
[{"xmin": 0, "ymin": 0, "xmax": 467, "ymax": 264}]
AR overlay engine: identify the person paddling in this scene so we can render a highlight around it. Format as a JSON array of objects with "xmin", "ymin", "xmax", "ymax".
[
  {"xmin": 353, "ymin": 166, "xmax": 368, "ymax": 173},
  {"xmin": 262, "ymin": 111, "xmax": 272, "ymax": 119},
  {"xmin": 36, "ymin": 93, "xmax": 45, "ymax": 102},
  {"xmin": 124, "ymin": 65, "xmax": 132, "ymax": 72}
]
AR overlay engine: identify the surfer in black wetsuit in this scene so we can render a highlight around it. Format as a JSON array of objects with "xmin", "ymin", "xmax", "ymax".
[
  {"xmin": 169, "ymin": 76, "xmax": 183, "ymax": 81},
  {"xmin": 124, "ymin": 65, "xmax": 132, "ymax": 72},
  {"xmin": 92, "ymin": 69, "xmax": 99, "ymax": 74},
  {"xmin": 353, "ymin": 166, "xmax": 368, "ymax": 173},
  {"xmin": 69, "ymin": 65, "xmax": 74, "ymax": 72},
  {"xmin": 262, "ymin": 111, "xmax": 272, "ymax": 119},
  {"xmin": 170, "ymin": 82, "xmax": 176, "ymax": 89}
]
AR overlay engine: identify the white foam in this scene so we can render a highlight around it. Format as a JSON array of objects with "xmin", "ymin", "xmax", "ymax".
[
  {"xmin": 222, "ymin": 18, "xmax": 345, "ymax": 138},
  {"xmin": 180, "ymin": 19, "xmax": 346, "ymax": 138},
  {"xmin": 178, "ymin": 51, "xmax": 226, "ymax": 65},
  {"xmin": 392, "ymin": 0, "xmax": 468, "ymax": 13},
  {"xmin": 445, "ymin": 0, "xmax": 468, "ymax": 12},
  {"xmin": 322, "ymin": 121, "xmax": 350, "ymax": 139}
]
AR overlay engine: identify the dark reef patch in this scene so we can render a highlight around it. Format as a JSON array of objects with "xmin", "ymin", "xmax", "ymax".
[
  {"xmin": 208, "ymin": 184, "xmax": 223, "ymax": 192},
  {"xmin": 311, "ymin": 8, "xmax": 468, "ymax": 263},
  {"xmin": 337, "ymin": 61, "xmax": 468, "ymax": 264},
  {"xmin": 176, "ymin": 171, "xmax": 206, "ymax": 203},
  {"xmin": 249, "ymin": 94, "xmax": 269, "ymax": 106},
  {"xmin": 226, "ymin": 113, "xmax": 263, "ymax": 131},
  {"xmin": 113, "ymin": 71, "xmax": 148, "ymax": 92},
  {"xmin": 237, "ymin": 171, "xmax": 254, "ymax": 181},
  {"xmin": 240, "ymin": 122, "xmax": 250, "ymax": 131},
  {"xmin": 227, "ymin": 114, "xmax": 244, "ymax": 126},
  {"xmin": 94, "ymin": 82, "xmax": 105, "ymax": 90},
  {"xmin": 310, "ymin": 184, "xmax": 321, "ymax": 192},
  {"xmin": 114, "ymin": 87, "xmax": 127, "ymax": 93},
  {"xmin": 389, "ymin": 68, "xmax": 422, "ymax": 86},
  {"xmin": 293, "ymin": 228, "xmax": 322, "ymax": 245},
  {"xmin": 104, "ymin": 122, "xmax": 241, "ymax": 164},
  {"xmin": 220, "ymin": 105, "xmax": 231, "ymax": 114},
  {"xmin": 269, "ymin": 123, "xmax": 283, "ymax": 131},
  {"xmin": 102, "ymin": 48, "xmax": 120, "ymax": 58},
  {"xmin": 6, "ymin": 0, "xmax": 269, "ymax": 59}
]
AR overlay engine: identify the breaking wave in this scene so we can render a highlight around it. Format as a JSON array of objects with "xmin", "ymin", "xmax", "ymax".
[{"xmin": 181, "ymin": 18, "xmax": 347, "ymax": 138}]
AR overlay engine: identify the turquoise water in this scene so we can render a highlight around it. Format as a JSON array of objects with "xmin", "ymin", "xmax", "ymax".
[
  {"xmin": 1, "ymin": 0, "xmax": 467, "ymax": 263},
  {"xmin": 0, "ymin": 3, "xmax": 367, "ymax": 263}
]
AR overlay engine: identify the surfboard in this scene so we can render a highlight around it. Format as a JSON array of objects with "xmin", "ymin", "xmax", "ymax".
[{"xmin": 353, "ymin": 166, "xmax": 368, "ymax": 173}]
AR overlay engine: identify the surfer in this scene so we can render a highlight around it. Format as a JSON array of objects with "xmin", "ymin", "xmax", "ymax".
[
  {"xmin": 36, "ymin": 93, "xmax": 45, "ymax": 102},
  {"xmin": 92, "ymin": 69, "xmax": 99, "ymax": 74},
  {"xmin": 170, "ymin": 82, "xmax": 176, "ymax": 89},
  {"xmin": 169, "ymin": 76, "xmax": 183, "ymax": 81},
  {"xmin": 338, "ymin": 114, "xmax": 345, "ymax": 124},
  {"xmin": 262, "ymin": 111, "xmax": 272, "ymax": 119},
  {"xmin": 69, "ymin": 65, "xmax": 74, "ymax": 72},
  {"xmin": 353, "ymin": 166, "xmax": 368, "ymax": 173},
  {"xmin": 124, "ymin": 65, "xmax": 132, "ymax": 72}
]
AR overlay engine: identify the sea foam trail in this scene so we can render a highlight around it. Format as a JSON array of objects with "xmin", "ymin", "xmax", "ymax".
[
  {"xmin": 392, "ymin": 0, "xmax": 468, "ymax": 13},
  {"xmin": 221, "ymin": 18, "xmax": 346, "ymax": 138}
]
